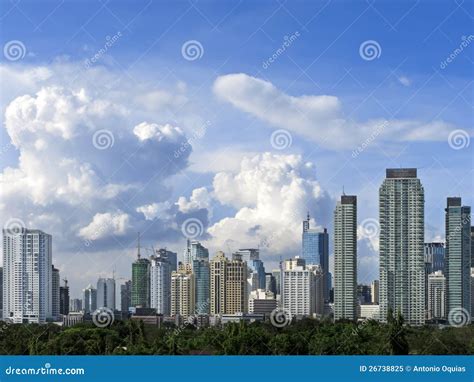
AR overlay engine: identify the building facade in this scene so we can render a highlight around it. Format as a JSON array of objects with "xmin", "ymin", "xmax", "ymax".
[
  {"xmin": 59, "ymin": 279, "xmax": 70, "ymax": 315},
  {"xmin": 445, "ymin": 197, "xmax": 471, "ymax": 317},
  {"xmin": 52, "ymin": 266, "xmax": 60, "ymax": 320},
  {"xmin": 97, "ymin": 278, "xmax": 116, "ymax": 310},
  {"xmin": 371, "ymin": 280, "xmax": 379, "ymax": 304},
  {"xmin": 334, "ymin": 195, "xmax": 357, "ymax": 321},
  {"xmin": 427, "ymin": 270, "xmax": 446, "ymax": 320},
  {"xmin": 120, "ymin": 280, "xmax": 132, "ymax": 312},
  {"xmin": 83, "ymin": 284, "xmax": 97, "ymax": 313},
  {"xmin": 150, "ymin": 253, "xmax": 171, "ymax": 315},
  {"xmin": 3, "ymin": 229, "xmax": 52, "ymax": 323},
  {"xmin": 171, "ymin": 263, "xmax": 195, "ymax": 317},
  {"xmin": 379, "ymin": 169, "xmax": 425, "ymax": 326}
]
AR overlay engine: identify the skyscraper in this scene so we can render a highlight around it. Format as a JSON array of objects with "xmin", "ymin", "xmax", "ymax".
[
  {"xmin": 156, "ymin": 248, "xmax": 177, "ymax": 274},
  {"xmin": 210, "ymin": 251, "xmax": 247, "ymax": 315},
  {"xmin": 3, "ymin": 228, "xmax": 52, "ymax": 323},
  {"xmin": 83, "ymin": 284, "xmax": 97, "ymax": 313},
  {"xmin": 52, "ymin": 266, "xmax": 60, "ymax": 320},
  {"xmin": 184, "ymin": 240, "xmax": 209, "ymax": 265},
  {"xmin": 424, "ymin": 242, "xmax": 445, "ymax": 273},
  {"xmin": 120, "ymin": 280, "xmax": 132, "ymax": 312},
  {"xmin": 0, "ymin": 267, "xmax": 3, "ymax": 318},
  {"xmin": 70, "ymin": 298, "xmax": 82, "ymax": 312},
  {"xmin": 171, "ymin": 263, "xmax": 195, "ymax": 317},
  {"xmin": 150, "ymin": 252, "xmax": 171, "ymax": 315},
  {"xmin": 59, "ymin": 278, "xmax": 70, "ymax": 315},
  {"xmin": 427, "ymin": 271, "xmax": 446, "ymax": 320},
  {"xmin": 193, "ymin": 259, "xmax": 210, "ymax": 314},
  {"xmin": 302, "ymin": 214, "xmax": 330, "ymax": 301},
  {"xmin": 97, "ymin": 278, "xmax": 115, "ymax": 310},
  {"xmin": 445, "ymin": 197, "xmax": 471, "ymax": 317},
  {"xmin": 131, "ymin": 234, "xmax": 150, "ymax": 308},
  {"xmin": 379, "ymin": 168, "xmax": 425, "ymax": 326},
  {"xmin": 235, "ymin": 249, "xmax": 265, "ymax": 291},
  {"xmin": 371, "ymin": 280, "xmax": 379, "ymax": 304},
  {"xmin": 334, "ymin": 195, "xmax": 357, "ymax": 321}
]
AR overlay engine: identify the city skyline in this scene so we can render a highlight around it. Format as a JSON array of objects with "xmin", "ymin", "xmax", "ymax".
[{"xmin": 0, "ymin": 1, "xmax": 472, "ymax": 303}]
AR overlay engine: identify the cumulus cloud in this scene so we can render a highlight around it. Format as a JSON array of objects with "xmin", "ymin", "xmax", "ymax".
[
  {"xmin": 136, "ymin": 201, "xmax": 172, "ymax": 221},
  {"xmin": 176, "ymin": 187, "xmax": 212, "ymax": 213},
  {"xmin": 213, "ymin": 73, "xmax": 458, "ymax": 149},
  {"xmin": 79, "ymin": 211, "xmax": 131, "ymax": 240}
]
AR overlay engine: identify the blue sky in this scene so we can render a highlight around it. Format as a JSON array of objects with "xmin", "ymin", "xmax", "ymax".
[{"xmin": 0, "ymin": 0, "xmax": 472, "ymax": 299}]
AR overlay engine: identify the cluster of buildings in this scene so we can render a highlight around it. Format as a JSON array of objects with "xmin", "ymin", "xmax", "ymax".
[{"xmin": 1, "ymin": 169, "xmax": 472, "ymax": 328}]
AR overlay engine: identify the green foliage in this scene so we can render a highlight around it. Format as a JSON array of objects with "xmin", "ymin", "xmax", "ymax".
[{"xmin": 0, "ymin": 319, "xmax": 472, "ymax": 355}]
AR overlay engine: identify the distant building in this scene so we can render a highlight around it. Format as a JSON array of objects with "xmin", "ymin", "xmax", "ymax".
[
  {"xmin": 97, "ymin": 278, "xmax": 115, "ymax": 310},
  {"xmin": 427, "ymin": 271, "xmax": 446, "ymax": 320},
  {"xmin": 63, "ymin": 312, "xmax": 84, "ymax": 327},
  {"xmin": 171, "ymin": 263, "xmax": 195, "ymax": 317},
  {"xmin": 379, "ymin": 169, "xmax": 425, "ymax": 326},
  {"xmin": 445, "ymin": 197, "xmax": 471, "ymax": 318},
  {"xmin": 156, "ymin": 248, "xmax": 178, "ymax": 274},
  {"xmin": 371, "ymin": 280, "xmax": 379, "ymax": 304},
  {"xmin": 0, "ymin": 267, "xmax": 3, "ymax": 318},
  {"xmin": 358, "ymin": 304, "xmax": 380, "ymax": 320},
  {"xmin": 83, "ymin": 284, "xmax": 97, "ymax": 313},
  {"xmin": 334, "ymin": 195, "xmax": 357, "ymax": 321},
  {"xmin": 150, "ymin": 251, "xmax": 171, "ymax": 315},
  {"xmin": 59, "ymin": 279, "xmax": 70, "ymax": 315},
  {"xmin": 235, "ymin": 249, "xmax": 265, "ymax": 291},
  {"xmin": 424, "ymin": 242, "xmax": 445, "ymax": 273},
  {"xmin": 3, "ymin": 228, "xmax": 52, "ymax": 323},
  {"xmin": 265, "ymin": 273, "xmax": 276, "ymax": 295},
  {"xmin": 193, "ymin": 259, "xmax": 210, "ymax": 314},
  {"xmin": 302, "ymin": 214, "xmax": 330, "ymax": 301},
  {"xmin": 272, "ymin": 269, "xmax": 281, "ymax": 296},
  {"xmin": 248, "ymin": 289, "xmax": 277, "ymax": 315},
  {"xmin": 131, "ymin": 233, "xmax": 150, "ymax": 308},
  {"xmin": 70, "ymin": 298, "xmax": 82, "ymax": 312},
  {"xmin": 184, "ymin": 240, "xmax": 209, "ymax": 265},
  {"xmin": 357, "ymin": 284, "xmax": 371, "ymax": 305},
  {"xmin": 52, "ymin": 266, "xmax": 60, "ymax": 320},
  {"xmin": 120, "ymin": 280, "xmax": 132, "ymax": 312}
]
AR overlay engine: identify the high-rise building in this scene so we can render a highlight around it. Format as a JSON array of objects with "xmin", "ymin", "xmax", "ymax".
[
  {"xmin": 97, "ymin": 278, "xmax": 115, "ymax": 310},
  {"xmin": 210, "ymin": 251, "xmax": 247, "ymax": 315},
  {"xmin": 272, "ymin": 269, "xmax": 281, "ymax": 296},
  {"xmin": 248, "ymin": 289, "xmax": 277, "ymax": 315},
  {"xmin": 334, "ymin": 195, "xmax": 357, "ymax": 321},
  {"xmin": 83, "ymin": 284, "xmax": 97, "ymax": 313},
  {"xmin": 427, "ymin": 271, "xmax": 446, "ymax": 320},
  {"xmin": 424, "ymin": 243, "xmax": 445, "ymax": 273},
  {"xmin": 0, "ymin": 267, "xmax": 3, "ymax": 318},
  {"xmin": 265, "ymin": 273, "xmax": 276, "ymax": 295},
  {"xmin": 70, "ymin": 298, "xmax": 82, "ymax": 312},
  {"xmin": 445, "ymin": 197, "xmax": 471, "ymax": 317},
  {"xmin": 471, "ymin": 227, "xmax": 474, "ymax": 268},
  {"xmin": 193, "ymin": 259, "xmax": 210, "ymax": 314},
  {"xmin": 3, "ymin": 228, "xmax": 52, "ymax": 323},
  {"xmin": 120, "ymin": 280, "xmax": 131, "ymax": 312},
  {"xmin": 379, "ymin": 169, "xmax": 425, "ymax": 326},
  {"xmin": 171, "ymin": 263, "xmax": 195, "ymax": 317},
  {"xmin": 371, "ymin": 280, "xmax": 379, "ymax": 304},
  {"xmin": 235, "ymin": 249, "xmax": 266, "ymax": 291},
  {"xmin": 52, "ymin": 266, "xmax": 60, "ymax": 320},
  {"xmin": 281, "ymin": 257, "xmax": 323, "ymax": 317},
  {"xmin": 184, "ymin": 240, "xmax": 209, "ymax": 265},
  {"xmin": 156, "ymin": 248, "xmax": 177, "ymax": 274},
  {"xmin": 302, "ymin": 214, "xmax": 330, "ymax": 301},
  {"xmin": 357, "ymin": 284, "xmax": 371, "ymax": 304},
  {"xmin": 150, "ymin": 252, "xmax": 171, "ymax": 315},
  {"xmin": 59, "ymin": 279, "xmax": 70, "ymax": 315},
  {"xmin": 131, "ymin": 234, "xmax": 150, "ymax": 308},
  {"xmin": 471, "ymin": 268, "xmax": 474, "ymax": 321}
]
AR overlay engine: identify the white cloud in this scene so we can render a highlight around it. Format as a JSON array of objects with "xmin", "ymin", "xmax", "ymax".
[
  {"xmin": 79, "ymin": 211, "xmax": 131, "ymax": 240},
  {"xmin": 176, "ymin": 187, "xmax": 212, "ymax": 213},
  {"xmin": 136, "ymin": 201, "xmax": 172, "ymax": 221},
  {"xmin": 398, "ymin": 76, "xmax": 411, "ymax": 87},
  {"xmin": 213, "ymin": 73, "xmax": 457, "ymax": 149},
  {"xmin": 133, "ymin": 122, "xmax": 184, "ymax": 142}
]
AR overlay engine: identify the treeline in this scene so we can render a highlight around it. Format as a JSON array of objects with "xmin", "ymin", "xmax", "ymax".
[{"xmin": 0, "ymin": 315, "xmax": 472, "ymax": 355}]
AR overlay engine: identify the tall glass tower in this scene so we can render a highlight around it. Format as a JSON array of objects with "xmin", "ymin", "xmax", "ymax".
[
  {"xmin": 131, "ymin": 233, "xmax": 150, "ymax": 308},
  {"xmin": 302, "ymin": 214, "xmax": 329, "ymax": 300},
  {"xmin": 379, "ymin": 168, "xmax": 425, "ymax": 326},
  {"xmin": 445, "ymin": 197, "xmax": 471, "ymax": 317}
]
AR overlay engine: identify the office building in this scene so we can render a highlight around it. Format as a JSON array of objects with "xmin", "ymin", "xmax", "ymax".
[
  {"xmin": 193, "ymin": 259, "xmax": 210, "ymax": 314},
  {"xmin": 357, "ymin": 284, "xmax": 371, "ymax": 305},
  {"xmin": 3, "ymin": 228, "xmax": 52, "ymax": 323},
  {"xmin": 0, "ymin": 267, "xmax": 3, "ymax": 319},
  {"xmin": 424, "ymin": 243, "xmax": 445, "ymax": 273},
  {"xmin": 171, "ymin": 263, "xmax": 195, "ymax": 317},
  {"xmin": 83, "ymin": 284, "xmax": 97, "ymax": 313},
  {"xmin": 427, "ymin": 271, "xmax": 446, "ymax": 320},
  {"xmin": 156, "ymin": 248, "xmax": 177, "ymax": 274},
  {"xmin": 445, "ymin": 197, "xmax": 471, "ymax": 317},
  {"xmin": 120, "ymin": 280, "xmax": 132, "ymax": 312},
  {"xmin": 272, "ymin": 269, "xmax": 281, "ymax": 296},
  {"xmin": 59, "ymin": 279, "xmax": 70, "ymax": 315},
  {"xmin": 184, "ymin": 240, "xmax": 209, "ymax": 265},
  {"xmin": 70, "ymin": 298, "xmax": 82, "ymax": 312},
  {"xmin": 97, "ymin": 278, "xmax": 116, "ymax": 310},
  {"xmin": 371, "ymin": 280, "xmax": 379, "ymax": 304},
  {"xmin": 150, "ymin": 252, "xmax": 171, "ymax": 315},
  {"xmin": 248, "ymin": 289, "xmax": 277, "ymax": 315},
  {"xmin": 131, "ymin": 235, "xmax": 150, "ymax": 308},
  {"xmin": 379, "ymin": 169, "xmax": 425, "ymax": 325},
  {"xmin": 265, "ymin": 273, "xmax": 276, "ymax": 295},
  {"xmin": 52, "ymin": 266, "xmax": 60, "ymax": 320},
  {"xmin": 302, "ymin": 214, "xmax": 330, "ymax": 301},
  {"xmin": 334, "ymin": 195, "xmax": 357, "ymax": 321}
]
